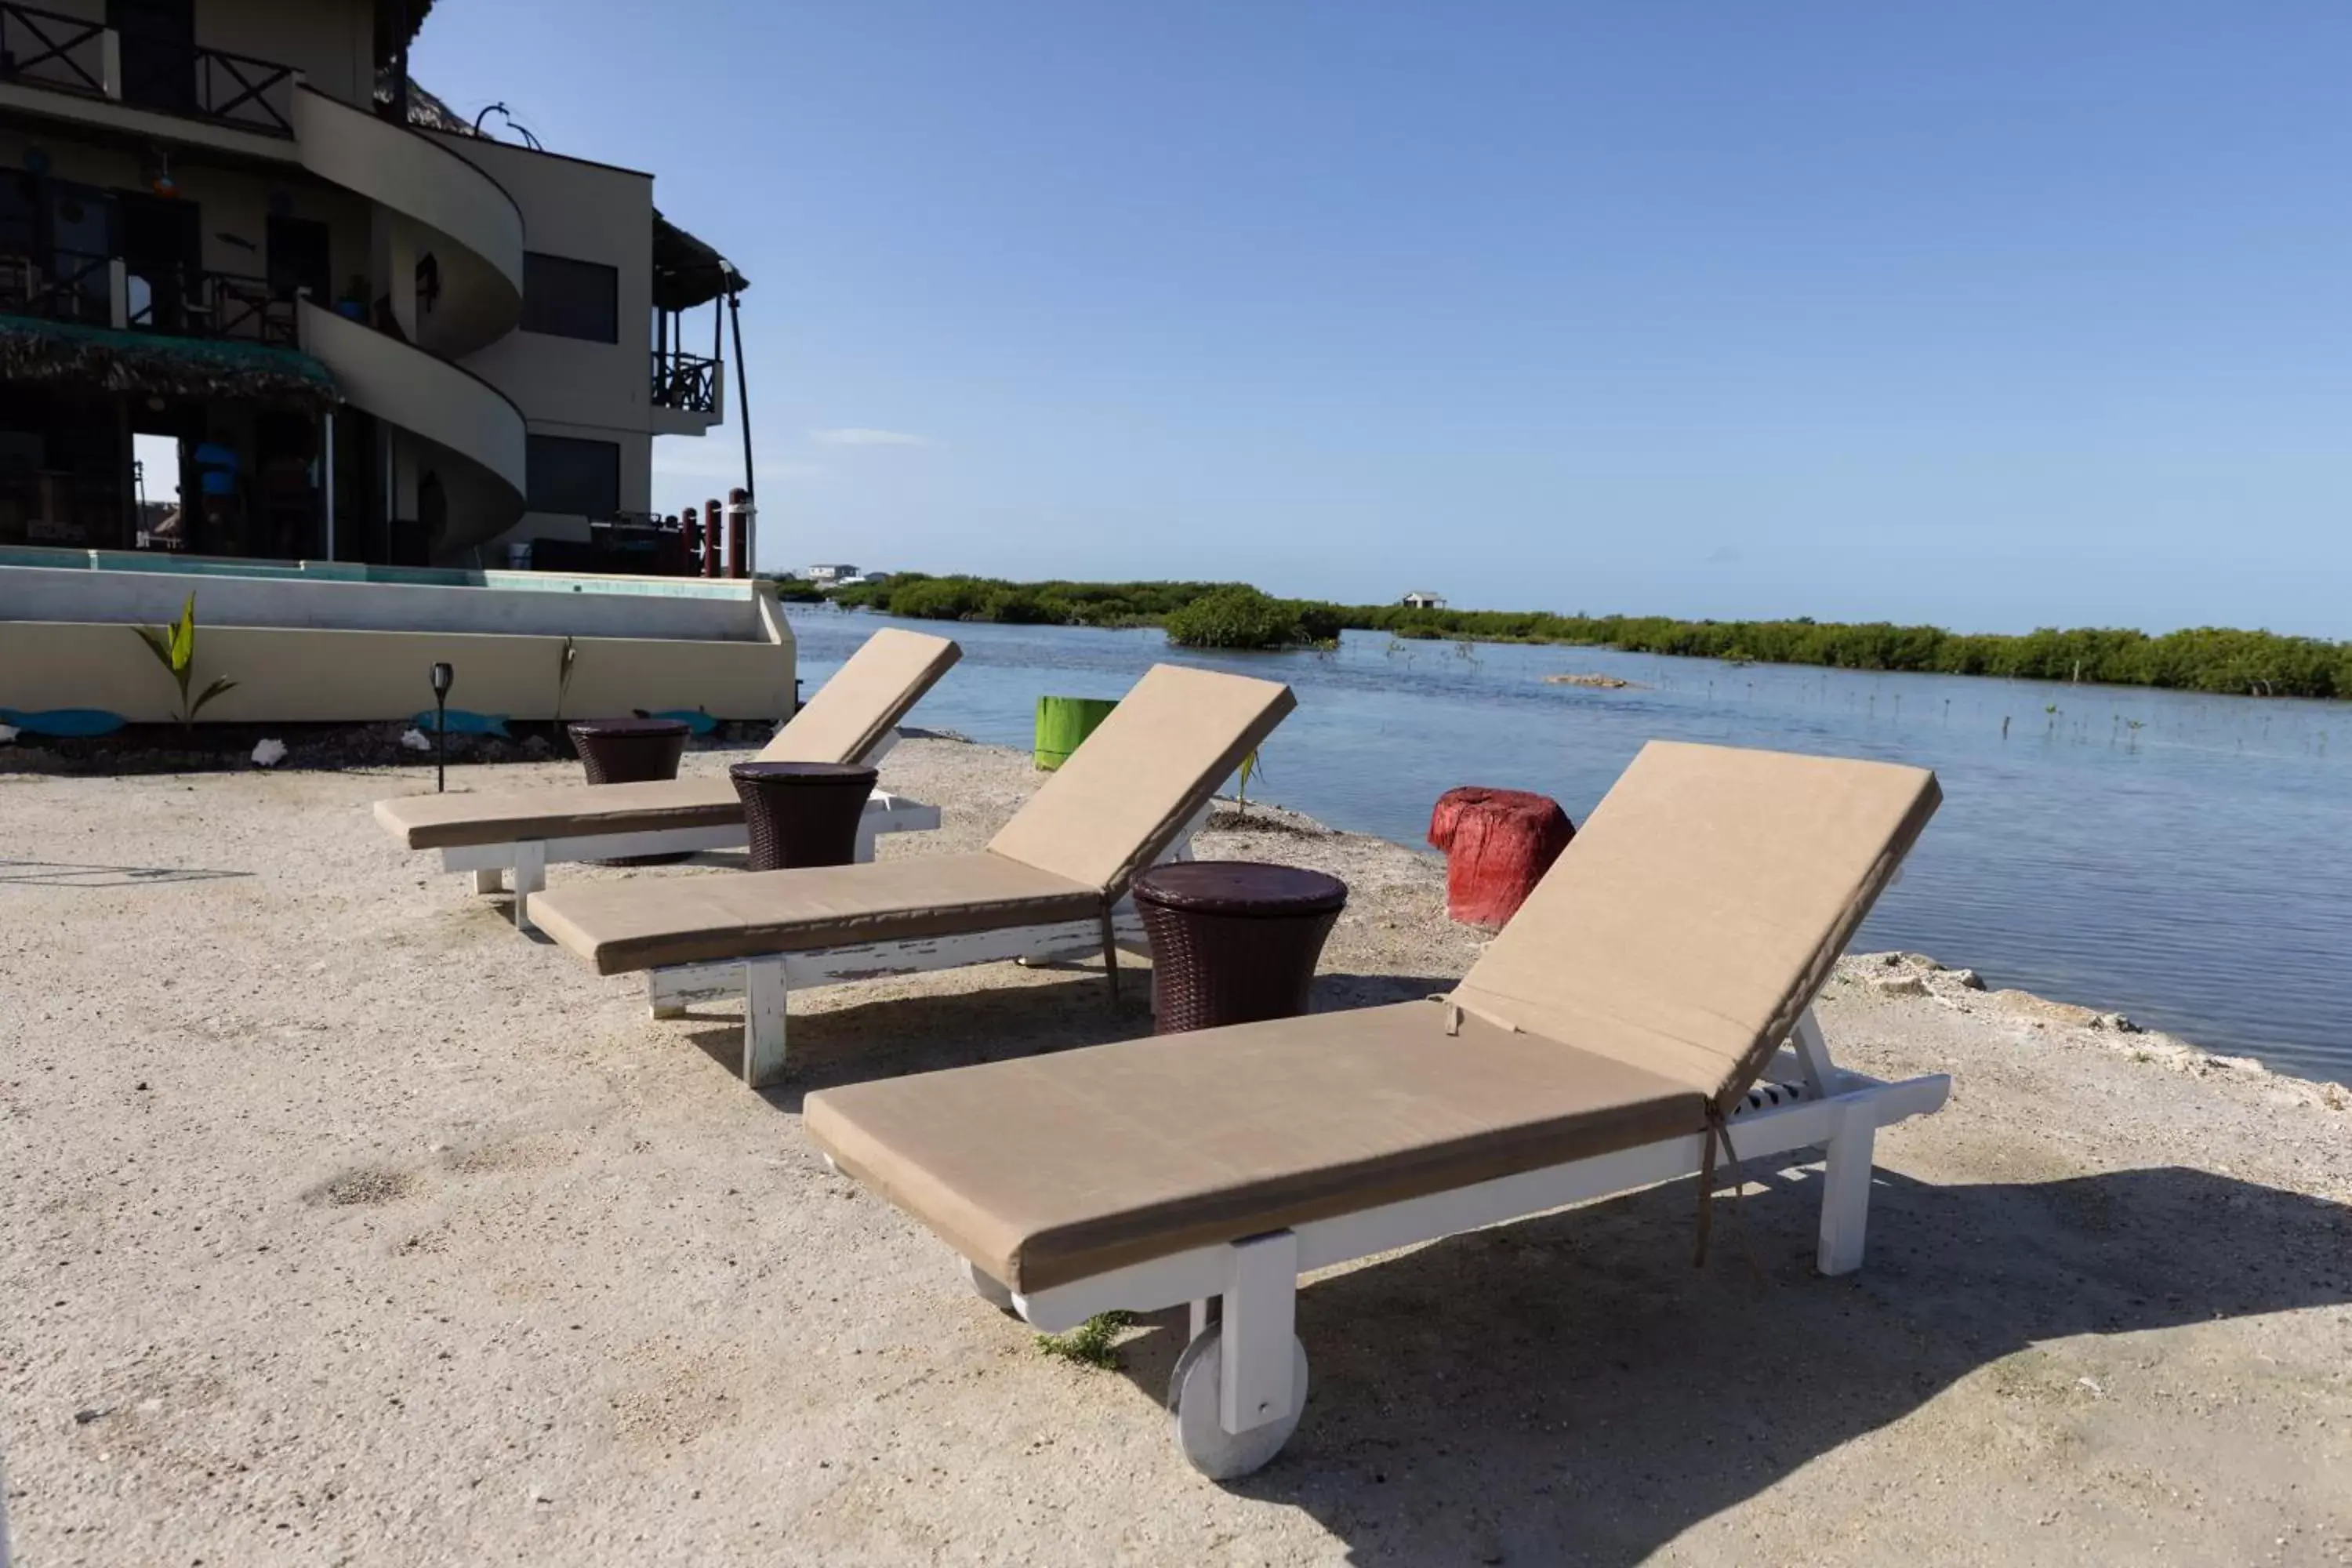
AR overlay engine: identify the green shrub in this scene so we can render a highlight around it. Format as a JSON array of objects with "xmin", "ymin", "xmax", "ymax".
[
  {"xmin": 1165, "ymin": 586, "xmax": 1311, "ymax": 649},
  {"xmin": 815, "ymin": 571, "xmax": 2350, "ymax": 699}
]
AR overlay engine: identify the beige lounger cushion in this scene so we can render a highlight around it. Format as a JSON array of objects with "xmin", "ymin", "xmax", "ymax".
[
  {"xmin": 528, "ymin": 663, "xmax": 1298, "ymax": 975},
  {"xmin": 374, "ymin": 776, "xmax": 742, "ymax": 851},
  {"xmin": 1453, "ymin": 740, "xmax": 1940, "ymax": 1111},
  {"xmin": 373, "ymin": 627, "xmax": 958, "ymax": 851},
  {"xmin": 806, "ymin": 1001, "xmax": 1706, "ymax": 1293},
  {"xmin": 988, "ymin": 664, "xmax": 1296, "ymax": 893},
  {"xmin": 759, "ymin": 628, "xmax": 960, "ymax": 764},
  {"xmin": 803, "ymin": 740, "xmax": 1941, "ymax": 1290},
  {"xmin": 528, "ymin": 851, "xmax": 1100, "ymax": 975}
]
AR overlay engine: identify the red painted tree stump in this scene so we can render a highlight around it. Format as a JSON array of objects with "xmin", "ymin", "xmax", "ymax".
[{"xmin": 1427, "ymin": 786, "xmax": 1577, "ymax": 930}]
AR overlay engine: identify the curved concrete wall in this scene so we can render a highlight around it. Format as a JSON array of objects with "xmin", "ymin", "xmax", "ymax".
[
  {"xmin": 292, "ymin": 86, "xmax": 524, "ymax": 348},
  {"xmin": 302, "ymin": 303, "xmax": 528, "ymax": 543}
]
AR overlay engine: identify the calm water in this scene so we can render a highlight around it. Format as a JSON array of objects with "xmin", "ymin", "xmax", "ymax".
[{"xmin": 789, "ymin": 608, "xmax": 2352, "ymax": 1086}]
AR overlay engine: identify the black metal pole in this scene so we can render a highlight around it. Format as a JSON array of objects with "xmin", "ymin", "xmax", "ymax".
[
  {"xmin": 430, "ymin": 661, "xmax": 454, "ymax": 793},
  {"xmin": 727, "ymin": 286, "xmax": 755, "ymax": 569}
]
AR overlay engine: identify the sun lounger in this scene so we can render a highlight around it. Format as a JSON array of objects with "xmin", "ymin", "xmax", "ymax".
[
  {"xmin": 528, "ymin": 663, "xmax": 1298, "ymax": 1088},
  {"xmin": 374, "ymin": 629, "xmax": 960, "ymax": 933},
  {"xmin": 803, "ymin": 740, "xmax": 1947, "ymax": 1479}
]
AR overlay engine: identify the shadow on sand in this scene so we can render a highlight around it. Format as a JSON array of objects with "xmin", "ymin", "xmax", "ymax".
[
  {"xmin": 1094, "ymin": 1163, "xmax": 2347, "ymax": 1565},
  {"xmin": 655, "ymin": 973, "xmax": 2349, "ymax": 1563},
  {"xmin": 0, "ymin": 858, "xmax": 254, "ymax": 887}
]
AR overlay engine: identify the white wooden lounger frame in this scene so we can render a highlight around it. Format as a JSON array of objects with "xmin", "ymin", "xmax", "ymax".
[
  {"xmin": 644, "ymin": 802, "xmax": 1214, "ymax": 1089},
  {"xmin": 940, "ymin": 1009, "xmax": 1950, "ymax": 1479},
  {"xmin": 443, "ymin": 731, "xmax": 942, "ymax": 935}
]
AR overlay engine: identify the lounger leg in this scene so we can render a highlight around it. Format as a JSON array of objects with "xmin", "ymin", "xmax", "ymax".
[
  {"xmin": 1817, "ymin": 1100, "xmax": 1877, "ymax": 1276},
  {"xmin": 648, "ymin": 973, "xmax": 687, "ymax": 1021},
  {"xmin": 1100, "ymin": 911, "xmax": 1120, "ymax": 1007},
  {"xmin": 963, "ymin": 1258, "xmax": 1017, "ymax": 1314},
  {"xmin": 511, "ymin": 841, "xmax": 546, "ymax": 933},
  {"xmin": 1220, "ymin": 1232, "xmax": 1300, "ymax": 1434},
  {"xmin": 470, "ymin": 868, "xmax": 503, "ymax": 895},
  {"xmin": 1168, "ymin": 1231, "xmax": 1308, "ymax": 1479},
  {"xmin": 742, "ymin": 957, "xmax": 789, "ymax": 1088}
]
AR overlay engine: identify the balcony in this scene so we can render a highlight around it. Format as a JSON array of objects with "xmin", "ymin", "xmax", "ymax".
[
  {"xmin": 0, "ymin": 3, "xmax": 296, "ymax": 137},
  {"xmin": 650, "ymin": 347, "xmax": 724, "ymax": 434},
  {"xmin": 0, "ymin": 246, "xmax": 299, "ymax": 347},
  {"xmin": 0, "ymin": 8, "xmax": 521, "ymax": 357}
]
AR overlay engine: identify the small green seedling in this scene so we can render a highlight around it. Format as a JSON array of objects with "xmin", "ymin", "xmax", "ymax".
[
  {"xmin": 552, "ymin": 634, "xmax": 580, "ymax": 726},
  {"xmin": 1035, "ymin": 1312, "xmax": 1132, "ymax": 1370},
  {"xmin": 131, "ymin": 592, "xmax": 236, "ymax": 730},
  {"xmin": 1235, "ymin": 749, "xmax": 1266, "ymax": 816}
]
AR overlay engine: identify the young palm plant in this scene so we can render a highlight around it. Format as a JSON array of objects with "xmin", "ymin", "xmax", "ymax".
[
  {"xmin": 1235, "ymin": 748, "xmax": 1265, "ymax": 816},
  {"xmin": 132, "ymin": 593, "xmax": 236, "ymax": 731}
]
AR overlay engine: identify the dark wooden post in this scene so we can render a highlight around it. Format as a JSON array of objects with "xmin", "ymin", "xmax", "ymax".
[
  {"xmin": 701, "ymin": 498, "xmax": 722, "ymax": 578},
  {"xmin": 725, "ymin": 487, "xmax": 749, "ymax": 579}
]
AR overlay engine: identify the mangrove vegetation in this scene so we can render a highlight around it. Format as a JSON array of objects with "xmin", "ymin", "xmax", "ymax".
[{"xmin": 803, "ymin": 573, "xmax": 2352, "ymax": 699}]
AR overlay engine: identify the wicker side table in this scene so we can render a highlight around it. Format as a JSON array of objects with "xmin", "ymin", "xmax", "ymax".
[
  {"xmin": 1132, "ymin": 862, "xmax": 1348, "ymax": 1034},
  {"xmin": 568, "ymin": 717, "xmax": 693, "ymax": 864},
  {"xmin": 728, "ymin": 761, "xmax": 879, "ymax": 871}
]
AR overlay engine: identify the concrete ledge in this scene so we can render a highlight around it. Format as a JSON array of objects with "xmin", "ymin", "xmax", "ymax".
[
  {"xmin": 0, "ymin": 619, "xmax": 793, "ymax": 724},
  {"xmin": 0, "ymin": 562, "xmax": 775, "ymax": 642}
]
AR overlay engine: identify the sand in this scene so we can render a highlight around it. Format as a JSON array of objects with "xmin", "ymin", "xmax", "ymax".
[{"xmin": 2, "ymin": 735, "xmax": 2347, "ymax": 1566}]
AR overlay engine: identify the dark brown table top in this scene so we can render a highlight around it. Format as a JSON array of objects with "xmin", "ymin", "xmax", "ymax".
[{"xmin": 1133, "ymin": 860, "xmax": 1348, "ymax": 917}]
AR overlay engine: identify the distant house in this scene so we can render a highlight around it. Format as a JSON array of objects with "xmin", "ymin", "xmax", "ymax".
[
  {"xmin": 808, "ymin": 564, "xmax": 859, "ymax": 586},
  {"xmin": 1400, "ymin": 590, "xmax": 1446, "ymax": 610}
]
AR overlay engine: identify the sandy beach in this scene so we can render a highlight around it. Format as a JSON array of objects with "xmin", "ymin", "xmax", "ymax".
[{"xmin": 3, "ymin": 735, "xmax": 2348, "ymax": 1566}]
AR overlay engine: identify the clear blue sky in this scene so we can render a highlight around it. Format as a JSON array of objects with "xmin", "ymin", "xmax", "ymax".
[{"xmin": 416, "ymin": 2, "xmax": 2352, "ymax": 637}]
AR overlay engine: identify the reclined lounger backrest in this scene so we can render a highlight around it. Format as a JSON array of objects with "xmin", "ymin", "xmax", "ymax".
[
  {"xmin": 1452, "ymin": 741, "xmax": 1941, "ymax": 1115},
  {"xmin": 987, "ymin": 664, "xmax": 1298, "ymax": 895},
  {"xmin": 759, "ymin": 629, "xmax": 962, "ymax": 765}
]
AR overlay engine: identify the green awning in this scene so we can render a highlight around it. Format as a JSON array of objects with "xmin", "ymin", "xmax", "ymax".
[{"xmin": 0, "ymin": 317, "xmax": 337, "ymax": 412}]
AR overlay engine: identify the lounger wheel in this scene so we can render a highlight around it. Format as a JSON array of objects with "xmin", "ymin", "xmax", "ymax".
[
  {"xmin": 1165, "ymin": 1326, "xmax": 1308, "ymax": 1480},
  {"xmin": 962, "ymin": 1258, "xmax": 1020, "ymax": 1316}
]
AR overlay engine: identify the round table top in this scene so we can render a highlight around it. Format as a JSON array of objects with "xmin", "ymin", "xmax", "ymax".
[
  {"xmin": 1133, "ymin": 860, "xmax": 1348, "ymax": 917},
  {"xmin": 728, "ymin": 760, "xmax": 880, "ymax": 787},
  {"xmin": 567, "ymin": 717, "xmax": 691, "ymax": 739}
]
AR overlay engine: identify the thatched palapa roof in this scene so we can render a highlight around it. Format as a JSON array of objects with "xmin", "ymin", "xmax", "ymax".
[
  {"xmin": 654, "ymin": 210, "xmax": 748, "ymax": 312},
  {"xmin": 0, "ymin": 318, "xmax": 337, "ymax": 412},
  {"xmin": 376, "ymin": 0, "xmax": 437, "ymax": 65}
]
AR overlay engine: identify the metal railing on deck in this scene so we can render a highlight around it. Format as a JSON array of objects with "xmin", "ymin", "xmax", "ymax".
[
  {"xmin": 650, "ymin": 350, "xmax": 720, "ymax": 413},
  {"xmin": 0, "ymin": 3, "xmax": 108, "ymax": 98},
  {"xmin": 0, "ymin": 4, "xmax": 297, "ymax": 136},
  {"xmin": 0, "ymin": 248, "xmax": 299, "ymax": 346},
  {"xmin": 123, "ymin": 38, "xmax": 296, "ymax": 136}
]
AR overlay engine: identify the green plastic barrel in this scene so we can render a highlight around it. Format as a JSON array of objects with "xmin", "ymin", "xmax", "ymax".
[{"xmin": 1034, "ymin": 695, "xmax": 1119, "ymax": 770}]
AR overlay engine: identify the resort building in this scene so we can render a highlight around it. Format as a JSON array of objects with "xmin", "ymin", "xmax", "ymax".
[
  {"xmin": 1399, "ymin": 590, "xmax": 1446, "ymax": 610},
  {"xmin": 0, "ymin": 2, "xmax": 792, "ymax": 727},
  {"xmin": 0, "ymin": 0, "xmax": 744, "ymax": 569}
]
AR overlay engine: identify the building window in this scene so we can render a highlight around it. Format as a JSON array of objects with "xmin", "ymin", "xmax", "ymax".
[
  {"xmin": 521, "ymin": 251, "xmax": 618, "ymax": 343},
  {"xmin": 526, "ymin": 434, "xmax": 619, "ymax": 517}
]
